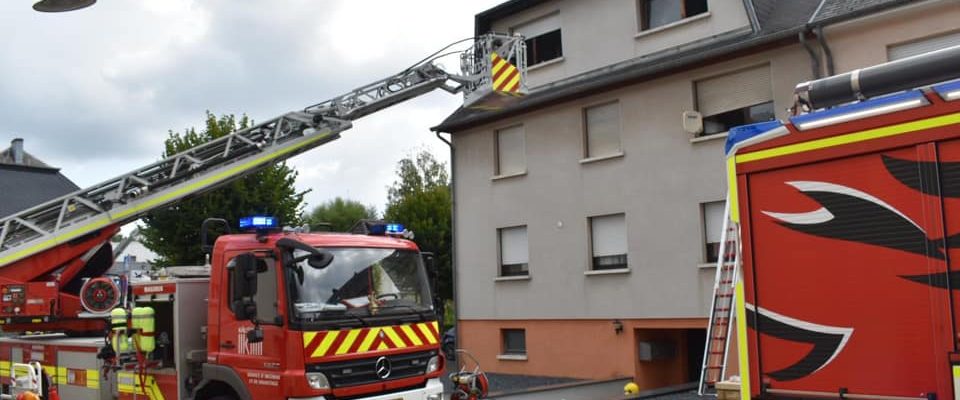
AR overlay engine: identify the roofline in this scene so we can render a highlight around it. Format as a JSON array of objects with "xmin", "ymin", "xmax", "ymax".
[
  {"xmin": 0, "ymin": 164, "xmax": 62, "ymax": 173},
  {"xmin": 474, "ymin": 0, "xmax": 552, "ymax": 36},
  {"xmin": 435, "ymin": 0, "xmax": 920, "ymax": 134},
  {"xmin": 433, "ymin": 28, "xmax": 801, "ymax": 133},
  {"xmin": 808, "ymin": 0, "xmax": 917, "ymax": 26}
]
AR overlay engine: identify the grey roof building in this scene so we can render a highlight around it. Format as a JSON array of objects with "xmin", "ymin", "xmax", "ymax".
[
  {"xmin": 433, "ymin": 0, "xmax": 959, "ymax": 389},
  {"xmin": 0, "ymin": 138, "xmax": 79, "ymax": 217}
]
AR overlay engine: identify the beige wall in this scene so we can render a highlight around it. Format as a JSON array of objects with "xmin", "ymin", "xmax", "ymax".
[
  {"xmin": 453, "ymin": 44, "xmax": 811, "ymax": 321},
  {"xmin": 490, "ymin": 0, "xmax": 752, "ymax": 88}
]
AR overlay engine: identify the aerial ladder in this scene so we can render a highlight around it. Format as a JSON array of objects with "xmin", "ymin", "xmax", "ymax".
[{"xmin": 0, "ymin": 33, "xmax": 528, "ymax": 334}]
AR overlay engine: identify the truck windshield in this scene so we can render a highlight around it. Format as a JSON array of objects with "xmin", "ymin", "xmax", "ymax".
[{"xmin": 288, "ymin": 247, "xmax": 433, "ymax": 324}]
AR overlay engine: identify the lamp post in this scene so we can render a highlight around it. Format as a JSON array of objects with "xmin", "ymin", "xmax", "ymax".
[{"xmin": 33, "ymin": 0, "xmax": 96, "ymax": 12}]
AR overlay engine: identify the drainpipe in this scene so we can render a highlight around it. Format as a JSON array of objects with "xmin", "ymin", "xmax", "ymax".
[
  {"xmin": 435, "ymin": 131, "xmax": 459, "ymax": 346},
  {"xmin": 799, "ymin": 31, "xmax": 822, "ymax": 80},
  {"xmin": 815, "ymin": 25, "xmax": 835, "ymax": 76}
]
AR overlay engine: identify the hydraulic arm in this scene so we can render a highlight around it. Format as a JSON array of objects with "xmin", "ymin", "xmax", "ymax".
[{"xmin": 0, "ymin": 33, "xmax": 527, "ymax": 333}]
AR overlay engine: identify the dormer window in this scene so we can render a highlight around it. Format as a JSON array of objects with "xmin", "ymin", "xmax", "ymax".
[
  {"xmin": 512, "ymin": 13, "xmax": 563, "ymax": 66},
  {"xmin": 639, "ymin": 0, "xmax": 708, "ymax": 31}
]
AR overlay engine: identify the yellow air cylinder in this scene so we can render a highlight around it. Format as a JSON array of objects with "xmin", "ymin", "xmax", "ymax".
[
  {"xmin": 110, "ymin": 308, "xmax": 129, "ymax": 353},
  {"xmin": 131, "ymin": 306, "xmax": 155, "ymax": 353}
]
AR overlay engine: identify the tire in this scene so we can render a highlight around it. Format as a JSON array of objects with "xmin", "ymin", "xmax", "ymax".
[{"xmin": 207, "ymin": 396, "xmax": 238, "ymax": 400}]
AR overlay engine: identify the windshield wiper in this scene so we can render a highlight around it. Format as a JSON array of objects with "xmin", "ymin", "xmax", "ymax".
[
  {"xmin": 377, "ymin": 304, "xmax": 435, "ymax": 321},
  {"xmin": 335, "ymin": 312, "xmax": 370, "ymax": 327},
  {"xmin": 296, "ymin": 303, "xmax": 370, "ymax": 326}
]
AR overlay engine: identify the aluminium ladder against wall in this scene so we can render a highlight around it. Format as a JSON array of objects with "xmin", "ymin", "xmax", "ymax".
[{"xmin": 698, "ymin": 198, "xmax": 742, "ymax": 396}]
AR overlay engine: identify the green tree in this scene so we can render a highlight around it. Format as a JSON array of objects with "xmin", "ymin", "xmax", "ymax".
[
  {"xmin": 306, "ymin": 197, "xmax": 378, "ymax": 232},
  {"xmin": 141, "ymin": 112, "xmax": 308, "ymax": 266},
  {"xmin": 383, "ymin": 151, "xmax": 452, "ymax": 301}
]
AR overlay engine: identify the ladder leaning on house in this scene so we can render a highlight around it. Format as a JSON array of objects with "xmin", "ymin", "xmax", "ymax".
[{"xmin": 698, "ymin": 198, "xmax": 742, "ymax": 396}]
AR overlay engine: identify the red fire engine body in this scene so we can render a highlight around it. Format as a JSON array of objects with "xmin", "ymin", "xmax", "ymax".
[{"xmin": 717, "ymin": 45, "xmax": 960, "ymax": 399}]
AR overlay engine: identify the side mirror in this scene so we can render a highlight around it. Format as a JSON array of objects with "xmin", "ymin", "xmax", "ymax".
[
  {"xmin": 200, "ymin": 218, "xmax": 231, "ymax": 255},
  {"xmin": 307, "ymin": 253, "xmax": 334, "ymax": 270},
  {"xmin": 229, "ymin": 253, "xmax": 259, "ymax": 320},
  {"xmin": 421, "ymin": 252, "xmax": 441, "ymax": 315},
  {"xmin": 276, "ymin": 237, "xmax": 334, "ymax": 270},
  {"xmin": 421, "ymin": 252, "xmax": 438, "ymax": 289}
]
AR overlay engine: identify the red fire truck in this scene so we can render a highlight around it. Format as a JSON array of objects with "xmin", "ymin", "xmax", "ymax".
[
  {"xmin": 699, "ymin": 44, "xmax": 960, "ymax": 399},
  {"xmin": 0, "ymin": 33, "xmax": 529, "ymax": 400}
]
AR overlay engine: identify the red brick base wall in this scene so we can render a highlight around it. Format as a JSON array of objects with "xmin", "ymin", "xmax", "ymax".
[{"xmin": 457, "ymin": 318, "xmax": 706, "ymax": 390}]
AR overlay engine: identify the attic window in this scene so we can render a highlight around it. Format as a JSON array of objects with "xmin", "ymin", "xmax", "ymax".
[
  {"xmin": 639, "ymin": 0, "xmax": 708, "ymax": 31},
  {"xmin": 512, "ymin": 13, "xmax": 563, "ymax": 66}
]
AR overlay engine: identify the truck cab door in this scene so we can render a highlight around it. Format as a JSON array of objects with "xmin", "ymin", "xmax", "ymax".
[{"xmin": 217, "ymin": 254, "xmax": 285, "ymax": 394}]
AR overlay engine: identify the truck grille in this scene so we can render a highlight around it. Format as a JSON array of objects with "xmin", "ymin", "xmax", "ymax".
[{"xmin": 306, "ymin": 350, "xmax": 437, "ymax": 388}]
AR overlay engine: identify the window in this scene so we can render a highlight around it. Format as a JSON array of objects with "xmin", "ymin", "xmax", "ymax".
[
  {"xmin": 640, "ymin": 0, "xmax": 708, "ymax": 31},
  {"xmin": 502, "ymin": 329, "xmax": 526, "ymax": 355},
  {"xmin": 584, "ymin": 101, "xmax": 622, "ymax": 158},
  {"xmin": 512, "ymin": 13, "xmax": 563, "ymax": 66},
  {"xmin": 696, "ymin": 65, "xmax": 774, "ymax": 136},
  {"xmin": 499, "ymin": 226, "xmax": 529, "ymax": 277},
  {"xmin": 887, "ymin": 31, "xmax": 960, "ymax": 61},
  {"xmin": 589, "ymin": 214, "xmax": 627, "ymax": 270},
  {"xmin": 702, "ymin": 201, "xmax": 725, "ymax": 264},
  {"xmin": 495, "ymin": 125, "xmax": 525, "ymax": 176}
]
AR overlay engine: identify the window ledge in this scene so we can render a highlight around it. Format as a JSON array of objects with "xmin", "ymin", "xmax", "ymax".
[
  {"xmin": 495, "ymin": 275, "xmax": 531, "ymax": 282},
  {"xmin": 698, "ymin": 263, "xmax": 717, "ymax": 269},
  {"xmin": 635, "ymin": 12, "xmax": 711, "ymax": 39},
  {"xmin": 584, "ymin": 268, "xmax": 631, "ymax": 276},
  {"xmin": 497, "ymin": 354, "xmax": 528, "ymax": 361},
  {"xmin": 491, "ymin": 171, "xmax": 527, "ymax": 181},
  {"xmin": 527, "ymin": 57, "xmax": 564, "ymax": 72},
  {"xmin": 579, "ymin": 151, "xmax": 625, "ymax": 165},
  {"xmin": 689, "ymin": 131, "xmax": 728, "ymax": 144}
]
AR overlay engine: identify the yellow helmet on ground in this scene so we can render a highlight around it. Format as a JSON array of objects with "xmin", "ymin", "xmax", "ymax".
[{"xmin": 624, "ymin": 381, "xmax": 640, "ymax": 395}]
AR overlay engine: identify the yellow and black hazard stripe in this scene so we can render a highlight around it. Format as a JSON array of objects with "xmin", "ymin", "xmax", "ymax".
[
  {"xmin": 490, "ymin": 53, "xmax": 523, "ymax": 95},
  {"xmin": 303, "ymin": 321, "xmax": 439, "ymax": 359}
]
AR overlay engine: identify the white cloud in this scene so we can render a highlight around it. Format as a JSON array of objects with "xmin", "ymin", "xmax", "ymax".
[{"xmin": 0, "ymin": 0, "xmax": 503, "ymax": 217}]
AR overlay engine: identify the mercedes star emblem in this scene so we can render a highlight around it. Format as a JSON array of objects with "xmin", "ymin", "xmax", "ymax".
[{"xmin": 375, "ymin": 356, "xmax": 392, "ymax": 379}]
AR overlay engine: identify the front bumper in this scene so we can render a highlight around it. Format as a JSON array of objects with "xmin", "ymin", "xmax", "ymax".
[{"xmin": 289, "ymin": 378, "xmax": 444, "ymax": 400}]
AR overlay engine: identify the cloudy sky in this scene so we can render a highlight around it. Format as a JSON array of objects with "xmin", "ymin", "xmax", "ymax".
[{"xmin": 0, "ymin": 0, "xmax": 503, "ymax": 217}]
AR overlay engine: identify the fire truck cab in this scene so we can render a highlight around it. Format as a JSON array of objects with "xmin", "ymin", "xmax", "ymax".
[{"xmin": 1, "ymin": 220, "xmax": 445, "ymax": 400}]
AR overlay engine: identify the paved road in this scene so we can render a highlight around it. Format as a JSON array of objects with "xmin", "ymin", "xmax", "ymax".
[
  {"xmin": 489, "ymin": 379, "xmax": 631, "ymax": 400},
  {"xmin": 489, "ymin": 380, "xmax": 705, "ymax": 400}
]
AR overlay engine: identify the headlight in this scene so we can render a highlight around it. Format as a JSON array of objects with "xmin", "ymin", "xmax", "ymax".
[
  {"xmin": 306, "ymin": 372, "xmax": 330, "ymax": 390},
  {"xmin": 426, "ymin": 355, "xmax": 441, "ymax": 374}
]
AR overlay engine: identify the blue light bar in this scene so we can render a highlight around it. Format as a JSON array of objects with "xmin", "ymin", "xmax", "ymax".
[
  {"xmin": 366, "ymin": 222, "xmax": 406, "ymax": 236},
  {"xmin": 385, "ymin": 223, "xmax": 405, "ymax": 234},
  {"xmin": 239, "ymin": 216, "xmax": 278, "ymax": 230}
]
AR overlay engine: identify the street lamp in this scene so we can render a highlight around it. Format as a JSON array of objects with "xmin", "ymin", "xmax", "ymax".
[{"xmin": 33, "ymin": 0, "xmax": 96, "ymax": 12}]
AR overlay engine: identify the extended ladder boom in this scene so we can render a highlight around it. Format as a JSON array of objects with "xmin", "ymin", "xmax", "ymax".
[{"xmin": 0, "ymin": 33, "xmax": 527, "ymax": 273}]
